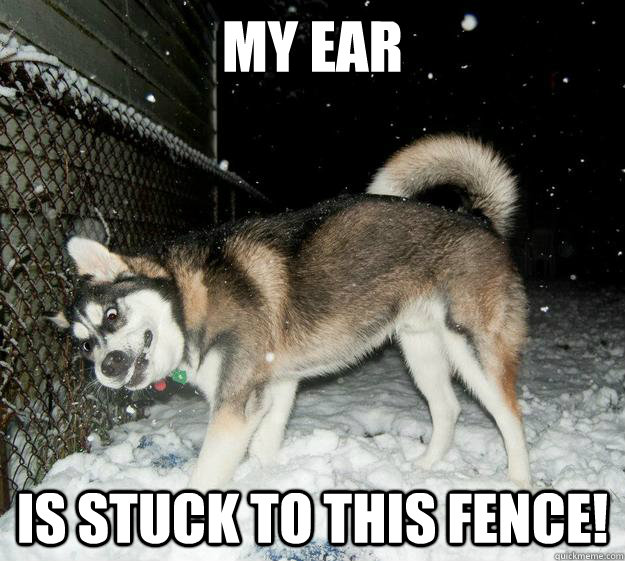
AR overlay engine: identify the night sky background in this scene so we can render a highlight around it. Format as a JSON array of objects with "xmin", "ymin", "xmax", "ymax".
[{"xmin": 212, "ymin": 1, "xmax": 624, "ymax": 281}]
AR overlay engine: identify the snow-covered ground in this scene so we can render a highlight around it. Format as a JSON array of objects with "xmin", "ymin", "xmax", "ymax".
[{"xmin": 1, "ymin": 283, "xmax": 624, "ymax": 560}]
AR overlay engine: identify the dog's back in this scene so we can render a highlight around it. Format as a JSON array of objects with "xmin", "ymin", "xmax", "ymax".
[{"xmin": 225, "ymin": 197, "xmax": 524, "ymax": 383}]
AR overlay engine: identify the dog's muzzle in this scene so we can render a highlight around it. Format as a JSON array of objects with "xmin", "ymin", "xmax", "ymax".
[
  {"xmin": 101, "ymin": 350, "xmax": 131, "ymax": 379},
  {"xmin": 101, "ymin": 330, "xmax": 153, "ymax": 384},
  {"xmin": 124, "ymin": 330, "xmax": 154, "ymax": 388}
]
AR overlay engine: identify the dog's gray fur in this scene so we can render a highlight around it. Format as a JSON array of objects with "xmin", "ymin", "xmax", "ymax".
[{"xmin": 50, "ymin": 134, "xmax": 531, "ymax": 489}]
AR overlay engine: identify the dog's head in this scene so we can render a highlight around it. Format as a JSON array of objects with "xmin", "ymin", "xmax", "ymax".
[{"xmin": 48, "ymin": 237, "xmax": 185, "ymax": 390}]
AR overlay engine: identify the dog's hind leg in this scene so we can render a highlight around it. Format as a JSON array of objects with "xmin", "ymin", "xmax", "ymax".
[
  {"xmin": 441, "ymin": 328, "xmax": 531, "ymax": 488},
  {"xmin": 399, "ymin": 330, "xmax": 461, "ymax": 469},
  {"xmin": 248, "ymin": 378, "xmax": 298, "ymax": 465}
]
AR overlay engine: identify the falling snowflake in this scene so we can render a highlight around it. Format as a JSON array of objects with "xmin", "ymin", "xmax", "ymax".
[{"xmin": 461, "ymin": 13, "xmax": 478, "ymax": 32}]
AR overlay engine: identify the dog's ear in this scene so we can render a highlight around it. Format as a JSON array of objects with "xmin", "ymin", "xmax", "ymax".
[
  {"xmin": 44, "ymin": 310, "xmax": 70, "ymax": 329},
  {"xmin": 66, "ymin": 236, "xmax": 129, "ymax": 282}
]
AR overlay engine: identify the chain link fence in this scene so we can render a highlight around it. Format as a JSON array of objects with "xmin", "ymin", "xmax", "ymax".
[{"xmin": 0, "ymin": 37, "xmax": 265, "ymax": 513}]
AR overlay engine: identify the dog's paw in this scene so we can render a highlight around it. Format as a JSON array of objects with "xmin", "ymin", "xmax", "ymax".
[
  {"xmin": 509, "ymin": 477, "xmax": 533, "ymax": 491},
  {"xmin": 187, "ymin": 465, "xmax": 214, "ymax": 492},
  {"xmin": 508, "ymin": 463, "xmax": 533, "ymax": 491},
  {"xmin": 186, "ymin": 474, "xmax": 205, "ymax": 492},
  {"xmin": 414, "ymin": 454, "xmax": 436, "ymax": 470},
  {"xmin": 248, "ymin": 446, "xmax": 277, "ymax": 467}
]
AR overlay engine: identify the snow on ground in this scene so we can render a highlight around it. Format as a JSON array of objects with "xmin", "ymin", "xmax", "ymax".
[{"xmin": 1, "ymin": 283, "xmax": 624, "ymax": 560}]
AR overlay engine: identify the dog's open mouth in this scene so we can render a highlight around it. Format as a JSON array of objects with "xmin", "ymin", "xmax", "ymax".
[
  {"xmin": 127, "ymin": 353, "xmax": 149, "ymax": 385},
  {"xmin": 125, "ymin": 330, "xmax": 153, "ymax": 388}
]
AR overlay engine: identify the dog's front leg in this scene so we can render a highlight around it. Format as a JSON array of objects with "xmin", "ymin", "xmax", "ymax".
[
  {"xmin": 248, "ymin": 378, "xmax": 298, "ymax": 465},
  {"xmin": 188, "ymin": 400, "xmax": 267, "ymax": 491}
]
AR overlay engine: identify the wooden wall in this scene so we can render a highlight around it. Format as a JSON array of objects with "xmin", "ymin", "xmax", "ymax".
[{"xmin": 0, "ymin": 0, "xmax": 218, "ymax": 157}]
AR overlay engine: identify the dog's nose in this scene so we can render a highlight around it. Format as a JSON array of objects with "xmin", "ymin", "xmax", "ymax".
[{"xmin": 101, "ymin": 350, "xmax": 131, "ymax": 378}]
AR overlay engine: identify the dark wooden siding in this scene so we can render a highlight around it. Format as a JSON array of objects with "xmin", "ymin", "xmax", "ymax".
[{"xmin": 0, "ymin": 0, "xmax": 217, "ymax": 156}]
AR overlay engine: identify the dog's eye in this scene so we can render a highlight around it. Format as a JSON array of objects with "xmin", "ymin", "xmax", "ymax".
[
  {"xmin": 81, "ymin": 340, "xmax": 92, "ymax": 353},
  {"xmin": 105, "ymin": 307, "xmax": 118, "ymax": 322}
]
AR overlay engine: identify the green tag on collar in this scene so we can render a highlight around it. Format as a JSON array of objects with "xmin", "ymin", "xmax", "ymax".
[{"xmin": 170, "ymin": 369, "xmax": 187, "ymax": 384}]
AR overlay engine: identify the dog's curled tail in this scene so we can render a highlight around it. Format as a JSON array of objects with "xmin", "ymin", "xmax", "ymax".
[{"xmin": 366, "ymin": 134, "xmax": 518, "ymax": 238}]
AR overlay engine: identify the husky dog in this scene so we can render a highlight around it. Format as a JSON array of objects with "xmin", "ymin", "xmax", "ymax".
[{"xmin": 49, "ymin": 134, "xmax": 531, "ymax": 490}]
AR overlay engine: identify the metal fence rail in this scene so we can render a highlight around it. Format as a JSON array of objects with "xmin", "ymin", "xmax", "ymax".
[{"xmin": 0, "ymin": 47, "xmax": 261, "ymax": 513}]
